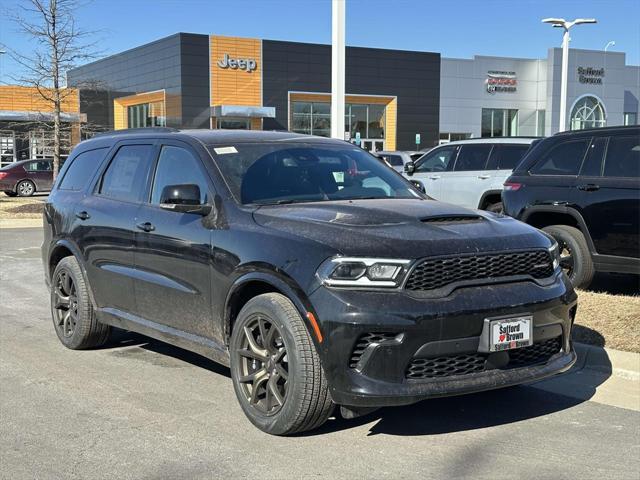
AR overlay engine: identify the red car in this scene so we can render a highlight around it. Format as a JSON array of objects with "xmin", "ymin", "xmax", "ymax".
[{"xmin": 0, "ymin": 159, "xmax": 54, "ymax": 197}]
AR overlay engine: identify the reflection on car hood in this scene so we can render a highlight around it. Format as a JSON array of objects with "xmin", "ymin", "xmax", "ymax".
[{"xmin": 252, "ymin": 199, "xmax": 550, "ymax": 258}]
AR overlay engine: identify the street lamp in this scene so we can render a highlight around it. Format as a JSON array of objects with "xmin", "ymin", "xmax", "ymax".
[
  {"xmin": 604, "ymin": 41, "xmax": 615, "ymax": 51},
  {"xmin": 542, "ymin": 17, "xmax": 597, "ymax": 132}
]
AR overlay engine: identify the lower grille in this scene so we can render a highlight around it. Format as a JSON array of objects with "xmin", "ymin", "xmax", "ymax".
[
  {"xmin": 406, "ymin": 337, "xmax": 562, "ymax": 380},
  {"xmin": 349, "ymin": 332, "xmax": 397, "ymax": 368}
]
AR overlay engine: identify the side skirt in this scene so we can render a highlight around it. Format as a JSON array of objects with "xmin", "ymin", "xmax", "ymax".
[{"xmin": 97, "ymin": 307, "xmax": 230, "ymax": 367}]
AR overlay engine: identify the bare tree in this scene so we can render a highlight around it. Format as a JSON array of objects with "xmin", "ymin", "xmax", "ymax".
[{"xmin": 2, "ymin": 0, "xmax": 98, "ymax": 178}]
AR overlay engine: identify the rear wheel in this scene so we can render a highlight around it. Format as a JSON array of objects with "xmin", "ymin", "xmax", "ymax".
[
  {"xmin": 543, "ymin": 225, "xmax": 595, "ymax": 289},
  {"xmin": 486, "ymin": 201, "xmax": 503, "ymax": 213},
  {"xmin": 16, "ymin": 180, "xmax": 35, "ymax": 197},
  {"xmin": 230, "ymin": 293, "xmax": 333, "ymax": 435},
  {"xmin": 51, "ymin": 256, "xmax": 110, "ymax": 349}
]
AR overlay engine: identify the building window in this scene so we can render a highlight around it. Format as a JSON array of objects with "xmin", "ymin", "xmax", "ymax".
[
  {"xmin": 127, "ymin": 101, "xmax": 166, "ymax": 128},
  {"xmin": 216, "ymin": 117, "xmax": 251, "ymax": 129},
  {"xmin": 29, "ymin": 129, "xmax": 71, "ymax": 159},
  {"xmin": 624, "ymin": 112, "xmax": 638, "ymax": 126},
  {"xmin": 439, "ymin": 132, "xmax": 471, "ymax": 144},
  {"xmin": 481, "ymin": 108, "xmax": 518, "ymax": 137},
  {"xmin": 536, "ymin": 110, "xmax": 545, "ymax": 136},
  {"xmin": 570, "ymin": 96, "xmax": 606, "ymax": 130},
  {"xmin": 0, "ymin": 131, "xmax": 15, "ymax": 166},
  {"xmin": 290, "ymin": 101, "xmax": 385, "ymax": 140}
]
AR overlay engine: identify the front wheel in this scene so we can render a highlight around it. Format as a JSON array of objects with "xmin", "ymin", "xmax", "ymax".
[
  {"xmin": 229, "ymin": 293, "xmax": 333, "ymax": 435},
  {"xmin": 4, "ymin": 190, "xmax": 17, "ymax": 197}
]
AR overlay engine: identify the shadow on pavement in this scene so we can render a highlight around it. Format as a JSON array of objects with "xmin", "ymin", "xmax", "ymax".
[{"xmin": 99, "ymin": 327, "xmax": 613, "ymax": 437}]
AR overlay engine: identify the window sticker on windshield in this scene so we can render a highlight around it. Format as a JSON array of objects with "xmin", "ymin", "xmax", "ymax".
[
  {"xmin": 213, "ymin": 146, "xmax": 238, "ymax": 155},
  {"xmin": 332, "ymin": 172, "xmax": 345, "ymax": 183}
]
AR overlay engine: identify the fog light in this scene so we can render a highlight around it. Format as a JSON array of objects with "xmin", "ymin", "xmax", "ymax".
[{"xmin": 367, "ymin": 263, "xmax": 401, "ymax": 280}]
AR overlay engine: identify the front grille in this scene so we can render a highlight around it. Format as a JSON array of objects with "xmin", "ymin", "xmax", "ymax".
[
  {"xmin": 406, "ymin": 337, "xmax": 562, "ymax": 380},
  {"xmin": 349, "ymin": 332, "xmax": 397, "ymax": 368},
  {"xmin": 405, "ymin": 250, "xmax": 554, "ymax": 291}
]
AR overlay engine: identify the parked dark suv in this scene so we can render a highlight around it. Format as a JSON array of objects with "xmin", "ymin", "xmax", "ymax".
[
  {"xmin": 503, "ymin": 126, "xmax": 640, "ymax": 288},
  {"xmin": 42, "ymin": 128, "xmax": 577, "ymax": 435}
]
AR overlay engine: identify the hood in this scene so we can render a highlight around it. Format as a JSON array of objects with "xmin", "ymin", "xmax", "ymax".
[{"xmin": 252, "ymin": 199, "xmax": 551, "ymax": 258}]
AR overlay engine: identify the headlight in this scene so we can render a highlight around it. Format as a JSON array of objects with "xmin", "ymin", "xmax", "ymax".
[
  {"xmin": 548, "ymin": 240, "xmax": 560, "ymax": 270},
  {"xmin": 317, "ymin": 257, "xmax": 412, "ymax": 288}
]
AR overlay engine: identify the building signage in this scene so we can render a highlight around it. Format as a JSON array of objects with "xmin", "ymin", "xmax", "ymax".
[
  {"xmin": 577, "ymin": 66, "xmax": 605, "ymax": 84},
  {"xmin": 485, "ymin": 71, "xmax": 517, "ymax": 94},
  {"xmin": 217, "ymin": 53, "xmax": 257, "ymax": 72}
]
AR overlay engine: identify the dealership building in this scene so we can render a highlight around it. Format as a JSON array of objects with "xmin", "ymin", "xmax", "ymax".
[{"xmin": 1, "ymin": 33, "xmax": 637, "ymax": 163}]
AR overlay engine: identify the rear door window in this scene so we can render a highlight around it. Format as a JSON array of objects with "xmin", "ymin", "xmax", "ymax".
[
  {"xmin": 489, "ymin": 144, "xmax": 531, "ymax": 170},
  {"xmin": 59, "ymin": 148, "xmax": 108, "ymax": 191},
  {"xmin": 99, "ymin": 144, "xmax": 154, "ymax": 202},
  {"xmin": 453, "ymin": 144, "xmax": 492, "ymax": 171},
  {"xmin": 531, "ymin": 139, "xmax": 590, "ymax": 175},
  {"xmin": 603, "ymin": 135, "xmax": 640, "ymax": 178}
]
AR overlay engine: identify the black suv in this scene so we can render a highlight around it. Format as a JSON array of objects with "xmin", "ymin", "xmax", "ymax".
[
  {"xmin": 503, "ymin": 126, "xmax": 640, "ymax": 288},
  {"xmin": 42, "ymin": 129, "xmax": 577, "ymax": 435}
]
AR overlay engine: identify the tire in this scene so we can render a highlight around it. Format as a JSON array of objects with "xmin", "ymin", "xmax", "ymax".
[
  {"xmin": 543, "ymin": 225, "xmax": 595, "ymax": 289},
  {"xmin": 4, "ymin": 191, "xmax": 17, "ymax": 197},
  {"xmin": 229, "ymin": 293, "xmax": 333, "ymax": 435},
  {"xmin": 486, "ymin": 201, "xmax": 503, "ymax": 213},
  {"xmin": 16, "ymin": 180, "xmax": 35, "ymax": 197},
  {"xmin": 50, "ymin": 256, "xmax": 110, "ymax": 349}
]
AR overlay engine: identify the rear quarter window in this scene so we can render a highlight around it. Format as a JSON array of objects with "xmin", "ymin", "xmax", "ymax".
[
  {"xmin": 603, "ymin": 135, "xmax": 640, "ymax": 178},
  {"xmin": 58, "ymin": 148, "xmax": 108, "ymax": 191},
  {"xmin": 491, "ymin": 144, "xmax": 531, "ymax": 170}
]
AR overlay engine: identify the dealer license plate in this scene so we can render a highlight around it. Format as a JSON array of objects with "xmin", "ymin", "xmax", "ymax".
[{"xmin": 489, "ymin": 316, "xmax": 533, "ymax": 352}]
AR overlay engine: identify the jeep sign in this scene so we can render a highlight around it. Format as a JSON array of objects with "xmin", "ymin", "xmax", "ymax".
[{"xmin": 217, "ymin": 53, "xmax": 257, "ymax": 72}]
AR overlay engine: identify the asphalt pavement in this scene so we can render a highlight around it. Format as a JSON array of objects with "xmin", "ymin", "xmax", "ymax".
[{"xmin": 1, "ymin": 227, "xmax": 639, "ymax": 480}]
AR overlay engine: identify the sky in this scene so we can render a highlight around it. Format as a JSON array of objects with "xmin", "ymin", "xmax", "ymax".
[{"xmin": 0, "ymin": 0, "xmax": 639, "ymax": 83}]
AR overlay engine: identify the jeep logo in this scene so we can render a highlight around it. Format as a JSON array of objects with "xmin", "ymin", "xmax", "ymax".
[{"xmin": 217, "ymin": 53, "xmax": 257, "ymax": 72}]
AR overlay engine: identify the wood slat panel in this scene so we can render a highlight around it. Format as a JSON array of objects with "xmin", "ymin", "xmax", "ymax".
[
  {"xmin": 210, "ymin": 35, "xmax": 262, "ymax": 107},
  {"xmin": 0, "ymin": 86, "xmax": 79, "ymax": 113}
]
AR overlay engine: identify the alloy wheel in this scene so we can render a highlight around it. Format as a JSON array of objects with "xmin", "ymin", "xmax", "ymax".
[
  {"xmin": 235, "ymin": 316, "xmax": 289, "ymax": 415},
  {"xmin": 18, "ymin": 181, "xmax": 34, "ymax": 196},
  {"xmin": 53, "ymin": 269, "xmax": 78, "ymax": 338},
  {"xmin": 558, "ymin": 239, "xmax": 575, "ymax": 278}
]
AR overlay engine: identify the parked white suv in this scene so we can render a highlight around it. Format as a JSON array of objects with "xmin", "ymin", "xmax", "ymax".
[{"xmin": 404, "ymin": 138, "xmax": 537, "ymax": 212}]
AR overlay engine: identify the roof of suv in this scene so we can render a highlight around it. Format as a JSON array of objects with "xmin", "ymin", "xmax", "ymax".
[
  {"xmin": 552, "ymin": 125, "xmax": 639, "ymax": 137},
  {"xmin": 89, "ymin": 128, "xmax": 347, "ymax": 146},
  {"xmin": 437, "ymin": 137, "xmax": 539, "ymax": 147}
]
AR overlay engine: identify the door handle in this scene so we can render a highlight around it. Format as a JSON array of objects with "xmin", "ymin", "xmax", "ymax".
[
  {"xmin": 478, "ymin": 174, "xmax": 491, "ymax": 180},
  {"xmin": 75, "ymin": 211, "xmax": 90, "ymax": 220},
  {"xmin": 577, "ymin": 184, "xmax": 600, "ymax": 192},
  {"xmin": 136, "ymin": 222, "xmax": 155, "ymax": 232},
  {"xmin": 429, "ymin": 175, "xmax": 441, "ymax": 180}
]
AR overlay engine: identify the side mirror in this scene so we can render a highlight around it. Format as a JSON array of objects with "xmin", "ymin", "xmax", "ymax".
[
  {"xmin": 404, "ymin": 161, "xmax": 415, "ymax": 176},
  {"xmin": 159, "ymin": 184, "xmax": 212, "ymax": 216}
]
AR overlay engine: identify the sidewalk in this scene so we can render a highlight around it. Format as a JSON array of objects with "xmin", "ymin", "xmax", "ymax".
[
  {"xmin": 0, "ymin": 218, "xmax": 42, "ymax": 229},
  {"xmin": 533, "ymin": 342, "xmax": 640, "ymax": 412}
]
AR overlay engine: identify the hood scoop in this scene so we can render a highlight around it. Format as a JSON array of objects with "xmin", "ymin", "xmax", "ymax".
[{"xmin": 420, "ymin": 215, "xmax": 484, "ymax": 224}]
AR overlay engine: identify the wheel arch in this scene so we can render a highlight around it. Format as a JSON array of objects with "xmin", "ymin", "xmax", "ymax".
[
  {"xmin": 224, "ymin": 270, "xmax": 317, "ymax": 347},
  {"xmin": 15, "ymin": 177, "xmax": 36, "ymax": 193},
  {"xmin": 48, "ymin": 240, "xmax": 98, "ymax": 308},
  {"xmin": 478, "ymin": 189, "xmax": 503, "ymax": 210},
  {"xmin": 520, "ymin": 205, "xmax": 596, "ymax": 253}
]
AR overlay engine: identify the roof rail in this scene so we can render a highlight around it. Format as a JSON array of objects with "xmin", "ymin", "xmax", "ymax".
[{"xmin": 93, "ymin": 127, "xmax": 180, "ymax": 138}]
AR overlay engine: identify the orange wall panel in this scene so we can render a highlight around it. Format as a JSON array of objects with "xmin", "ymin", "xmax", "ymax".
[
  {"xmin": 210, "ymin": 35, "xmax": 262, "ymax": 107},
  {"xmin": 0, "ymin": 86, "xmax": 79, "ymax": 114}
]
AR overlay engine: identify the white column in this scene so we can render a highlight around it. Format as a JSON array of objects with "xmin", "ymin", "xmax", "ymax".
[
  {"xmin": 558, "ymin": 28, "xmax": 570, "ymax": 132},
  {"xmin": 331, "ymin": 0, "xmax": 346, "ymax": 140}
]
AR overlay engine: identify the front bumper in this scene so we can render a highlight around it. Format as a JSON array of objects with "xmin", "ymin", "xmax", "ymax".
[{"xmin": 309, "ymin": 272, "xmax": 577, "ymax": 407}]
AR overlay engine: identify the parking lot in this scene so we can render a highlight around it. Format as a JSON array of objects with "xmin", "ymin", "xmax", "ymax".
[{"xmin": 1, "ymin": 227, "xmax": 639, "ymax": 480}]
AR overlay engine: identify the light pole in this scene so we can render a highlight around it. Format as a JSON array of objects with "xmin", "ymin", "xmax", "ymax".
[
  {"xmin": 331, "ymin": 0, "xmax": 346, "ymax": 141},
  {"xmin": 542, "ymin": 18, "xmax": 597, "ymax": 132},
  {"xmin": 604, "ymin": 41, "xmax": 615, "ymax": 51}
]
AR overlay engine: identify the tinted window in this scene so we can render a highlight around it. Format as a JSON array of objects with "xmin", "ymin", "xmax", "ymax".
[
  {"xmin": 151, "ymin": 146, "xmax": 209, "ymax": 204},
  {"xmin": 603, "ymin": 135, "xmax": 640, "ymax": 178},
  {"xmin": 491, "ymin": 144, "xmax": 531, "ymax": 170},
  {"xmin": 531, "ymin": 139, "xmax": 589, "ymax": 175},
  {"xmin": 415, "ymin": 146, "xmax": 457, "ymax": 173},
  {"xmin": 207, "ymin": 143, "xmax": 422, "ymax": 205},
  {"xmin": 454, "ymin": 144, "xmax": 492, "ymax": 171},
  {"xmin": 100, "ymin": 145, "xmax": 154, "ymax": 202},
  {"xmin": 580, "ymin": 137, "xmax": 606, "ymax": 177},
  {"xmin": 59, "ymin": 148, "xmax": 107, "ymax": 191},
  {"xmin": 381, "ymin": 154, "xmax": 403, "ymax": 167},
  {"xmin": 24, "ymin": 160, "xmax": 51, "ymax": 172}
]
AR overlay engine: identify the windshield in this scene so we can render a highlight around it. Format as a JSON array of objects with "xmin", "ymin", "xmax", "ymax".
[{"xmin": 207, "ymin": 142, "xmax": 424, "ymax": 205}]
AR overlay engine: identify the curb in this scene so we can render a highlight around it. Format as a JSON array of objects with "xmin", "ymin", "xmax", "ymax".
[
  {"xmin": 574, "ymin": 342, "xmax": 640, "ymax": 381},
  {"xmin": 0, "ymin": 218, "xmax": 43, "ymax": 229}
]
